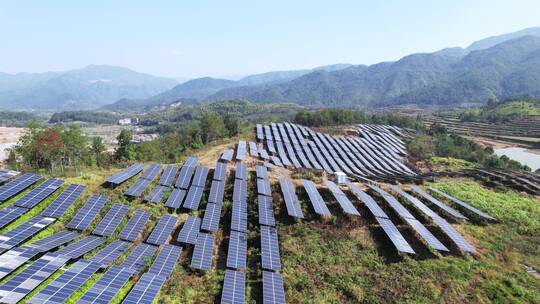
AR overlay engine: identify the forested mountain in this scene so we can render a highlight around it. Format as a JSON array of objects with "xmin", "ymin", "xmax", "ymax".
[{"xmin": 0, "ymin": 65, "xmax": 177, "ymax": 110}]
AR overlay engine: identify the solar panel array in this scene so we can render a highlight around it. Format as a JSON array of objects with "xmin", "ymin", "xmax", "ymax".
[
  {"xmin": 121, "ymin": 243, "xmax": 157, "ymax": 271},
  {"xmin": 146, "ymin": 214, "xmax": 177, "ymax": 245},
  {"xmin": 0, "ymin": 169, "xmax": 18, "ymax": 184},
  {"xmin": 191, "ymin": 232, "xmax": 214, "ymax": 271},
  {"xmin": 158, "ymin": 165, "xmax": 178, "ymax": 186},
  {"xmin": 92, "ymin": 203, "xmax": 129, "ymax": 237},
  {"xmin": 165, "ymin": 188, "xmax": 186, "ymax": 209},
  {"xmin": 14, "ymin": 178, "xmax": 64, "ymax": 209},
  {"xmin": 119, "ymin": 209, "xmax": 150, "ymax": 242},
  {"xmin": 140, "ymin": 163, "xmax": 162, "ymax": 180},
  {"xmin": 122, "ymin": 272, "xmax": 167, "ymax": 304},
  {"xmin": 177, "ymin": 216, "xmax": 200, "ymax": 244},
  {"xmin": 66, "ymin": 195, "xmax": 107, "ymax": 231},
  {"xmin": 236, "ymin": 140, "xmax": 247, "ymax": 161},
  {"xmin": 183, "ymin": 185, "xmax": 204, "ymax": 210},
  {"xmin": 56, "ymin": 235, "xmax": 105, "ymax": 259},
  {"xmin": 347, "ymin": 183, "xmax": 415, "ymax": 254},
  {"xmin": 258, "ymin": 195, "xmax": 276, "ymax": 227},
  {"xmin": 23, "ymin": 230, "xmax": 79, "ymax": 252},
  {"xmin": 221, "ymin": 149, "xmax": 234, "ymax": 162},
  {"xmin": 235, "ymin": 163, "xmax": 248, "ymax": 180},
  {"xmin": 90, "ymin": 240, "xmax": 130, "ymax": 267},
  {"xmin": 0, "ymin": 216, "xmax": 56, "ymax": 252},
  {"xmin": 279, "ymin": 178, "xmax": 304, "ymax": 218},
  {"xmin": 226, "ymin": 231, "xmax": 247, "ymax": 269},
  {"xmin": 409, "ymin": 185, "xmax": 467, "ymax": 220},
  {"xmin": 213, "ymin": 162, "xmax": 227, "ymax": 181},
  {"xmin": 429, "ymin": 187, "xmax": 496, "ymax": 221},
  {"xmin": 175, "ymin": 163, "xmax": 196, "ymax": 189},
  {"xmin": 77, "ymin": 265, "xmax": 136, "ymax": 304},
  {"xmin": 0, "ymin": 248, "xmax": 39, "ymax": 280},
  {"xmin": 208, "ymin": 180, "xmax": 225, "ymax": 204},
  {"xmin": 28, "ymin": 259, "xmax": 102, "ymax": 304},
  {"xmin": 0, "ymin": 206, "xmax": 27, "ymax": 229},
  {"xmin": 231, "ymin": 178, "xmax": 248, "ymax": 233},
  {"xmin": 41, "ymin": 184, "xmax": 86, "ymax": 218},
  {"xmin": 148, "ymin": 244, "xmax": 182, "ymax": 277},
  {"xmin": 257, "ymin": 178, "xmax": 272, "ymax": 196},
  {"xmin": 201, "ymin": 203, "xmax": 222, "ymax": 232},
  {"xmin": 0, "ymin": 253, "xmax": 68, "ymax": 304},
  {"xmin": 192, "ymin": 166, "xmax": 209, "ymax": 188},
  {"xmin": 0, "ymin": 173, "xmax": 41, "ymax": 202},
  {"xmin": 124, "ymin": 178, "xmax": 152, "ymax": 197},
  {"xmin": 260, "ymin": 226, "xmax": 281, "ymax": 271},
  {"xmin": 105, "ymin": 163, "xmax": 145, "ymax": 185},
  {"xmin": 256, "ymin": 165, "xmax": 269, "ymax": 180},
  {"xmin": 324, "ymin": 180, "xmax": 360, "ymax": 216},
  {"xmin": 144, "ymin": 185, "xmax": 168, "ymax": 203},
  {"xmin": 302, "ymin": 180, "xmax": 331, "ymax": 216},
  {"xmin": 262, "ymin": 271, "xmax": 286, "ymax": 304},
  {"xmin": 221, "ymin": 270, "xmax": 246, "ymax": 304},
  {"xmin": 249, "ymin": 141, "xmax": 258, "ymax": 157}
]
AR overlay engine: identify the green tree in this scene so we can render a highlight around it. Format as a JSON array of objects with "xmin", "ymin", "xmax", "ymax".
[
  {"xmin": 199, "ymin": 112, "xmax": 227, "ymax": 144},
  {"xmin": 90, "ymin": 136, "xmax": 107, "ymax": 166},
  {"xmin": 115, "ymin": 129, "xmax": 135, "ymax": 161}
]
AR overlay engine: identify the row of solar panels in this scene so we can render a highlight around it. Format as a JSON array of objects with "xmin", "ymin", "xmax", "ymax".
[{"xmin": 254, "ymin": 122, "xmax": 416, "ymax": 178}]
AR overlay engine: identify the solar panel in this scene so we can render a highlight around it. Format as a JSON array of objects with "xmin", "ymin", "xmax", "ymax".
[
  {"xmin": 221, "ymin": 149, "xmax": 234, "ymax": 162},
  {"xmin": 119, "ymin": 209, "xmax": 151, "ymax": 242},
  {"xmin": 213, "ymin": 162, "xmax": 227, "ymax": 181},
  {"xmin": 121, "ymin": 243, "xmax": 158, "ymax": 271},
  {"xmin": 256, "ymin": 165, "xmax": 269, "ymax": 180},
  {"xmin": 122, "ymin": 272, "xmax": 167, "ymax": 304},
  {"xmin": 257, "ymin": 178, "xmax": 272, "ymax": 196},
  {"xmin": 233, "ymin": 179, "xmax": 247, "ymax": 204},
  {"xmin": 262, "ymin": 271, "xmax": 286, "ymax": 304},
  {"xmin": 0, "ymin": 206, "xmax": 27, "ymax": 229},
  {"xmin": 177, "ymin": 216, "xmax": 201, "ymax": 245},
  {"xmin": 367, "ymin": 184, "xmax": 415, "ymax": 219},
  {"xmin": 66, "ymin": 195, "xmax": 107, "ymax": 231},
  {"xmin": 429, "ymin": 187, "xmax": 496, "ymax": 221},
  {"xmin": 124, "ymin": 178, "xmax": 152, "ymax": 197},
  {"xmin": 164, "ymin": 188, "xmax": 186, "ymax": 209},
  {"xmin": 259, "ymin": 146, "xmax": 270, "ymax": 160},
  {"xmin": 0, "ymin": 254, "xmax": 68, "ymax": 304},
  {"xmin": 0, "ymin": 169, "xmax": 18, "ymax": 184},
  {"xmin": 183, "ymin": 186, "xmax": 204, "ymax": 210},
  {"xmin": 235, "ymin": 163, "xmax": 248, "ymax": 180},
  {"xmin": 260, "ymin": 226, "xmax": 281, "ymax": 271},
  {"xmin": 92, "ymin": 203, "xmax": 129, "ymax": 237},
  {"xmin": 144, "ymin": 185, "xmax": 168, "ymax": 203},
  {"xmin": 406, "ymin": 218, "xmax": 449, "ymax": 252},
  {"xmin": 278, "ymin": 178, "xmax": 304, "ymax": 218},
  {"xmin": 432, "ymin": 216, "xmax": 476, "ymax": 253},
  {"xmin": 302, "ymin": 180, "xmax": 331, "ymax": 216},
  {"xmin": 27, "ymin": 260, "xmax": 102, "ymax": 304},
  {"xmin": 184, "ymin": 156, "xmax": 199, "ymax": 167},
  {"xmin": 221, "ymin": 270, "xmax": 246, "ymax": 304},
  {"xmin": 409, "ymin": 185, "xmax": 467, "ymax": 220},
  {"xmin": 0, "ymin": 173, "xmax": 41, "ymax": 202},
  {"xmin": 148, "ymin": 244, "xmax": 182, "ymax": 277},
  {"xmin": 0, "ymin": 248, "xmax": 39, "ymax": 280},
  {"xmin": 0, "ymin": 216, "xmax": 55, "ymax": 252},
  {"xmin": 175, "ymin": 164, "xmax": 195, "ymax": 189},
  {"xmin": 231, "ymin": 201, "xmax": 248, "ymax": 233},
  {"xmin": 201, "ymin": 203, "xmax": 222, "ymax": 232},
  {"xmin": 41, "ymin": 184, "xmax": 86, "ymax": 218},
  {"xmin": 23, "ymin": 230, "xmax": 79, "ymax": 252},
  {"xmin": 90, "ymin": 240, "xmax": 130, "ymax": 267},
  {"xmin": 192, "ymin": 166, "xmax": 209, "ymax": 188},
  {"xmin": 376, "ymin": 217, "xmax": 415, "ymax": 254},
  {"xmin": 226, "ymin": 231, "xmax": 247, "ymax": 269},
  {"xmin": 14, "ymin": 178, "xmax": 64, "ymax": 209},
  {"xmin": 140, "ymin": 163, "xmax": 162, "ymax": 181},
  {"xmin": 236, "ymin": 140, "xmax": 247, "ymax": 161},
  {"xmin": 256, "ymin": 124, "xmax": 264, "ymax": 140},
  {"xmin": 56, "ymin": 235, "xmax": 105, "ymax": 259},
  {"xmin": 208, "ymin": 180, "xmax": 225, "ymax": 204},
  {"xmin": 77, "ymin": 265, "xmax": 136, "ymax": 304},
  {"xmin": 191, "ymin": 232, "xmax": 214, "ymax": 271},
  {"xmin": 323, "ymin": 180, "xmax": 360, "ymax": 216},
  {"xmin": 249, "ymin": 141, "xmax": 259, "ymax": 158},
  {"xmin": 347, "ymin": 183, "xmax": 389, "ymax": 219},
  {"xmin": 258, "ymin": 195, "xmax": 275, "ymax": 226},
  {"xmin": 105, "ymin": 163, "xmax": 145, "ymax": 185},
  {"xmin": 158, "ymin": 165, "xmax": 178, "ymax": 186},
  {"xmin": 146, "ymin": 214, "xmax": 177, "ymax": 245}
]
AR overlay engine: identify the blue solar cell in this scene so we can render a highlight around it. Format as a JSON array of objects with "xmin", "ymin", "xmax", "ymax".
[
  {"xmin": 192, "ymin": 166, "xmax": 209, "ymax": 188},
  {"xmin": 257, "ymin": 178, "xmax": 272, "ymax": 196},
  {"xmin": 177, "ymin": 216, "xmax": 201, "ymax": 245},
  {"xmin": 256, "ymin": 165, "xmax": 268, "ymax": 180},
  {"xmin": 147, "ymin": 244, "xmax": 182, "ymax": 277},
  {"xmin": 56, "ymin": 235, "xmax": 105, "ymax": 259},
  {"xmin": 184, "ymin": 156, "xmax": 198, "ymax": 167},
  {"xmin": 144, "ymin": 185, "xmax": 168, "ymax": 204},
  {"xmin": 105, "ymin": 163, "xmax": 145, "ymax": 185},
  {"xmin": 231, "ymin": 200, "xmax": 248, "ymax": 233},
  {"xmin": 0, "ymin": 248, "xmax": 39, "ymax": 280},
  {"xmin": 260, "ymin": 226, "xmax": 281, "ymax": 271},
  {"xmin": 77, "ymin": 265, "xmax": 136, "ymax": 304},
  {"xmin": 0, "ymin": 173, "xmax": 41, "ymax": 202},
  {"xmin": 258, "ymin": 195, "xmax": 275, "ymax": 226},
  {"xmin": 0, "ymin": 169, "xmax": 19, "ymax": 184},
  {"xmin": 119, "ymin": 209, "xmax": 151, "ymax": 242},
  {"xmin": 221, "ymin": 149, "xmax": 234, "ymax": 162},
  {"xmin": 0, "ymin": 206, "xmax": 27, "ymax": 229},
  {"xmin": 208, "ymin": 180, "xmax": 225, "ymax": 204},
  {"xmin": 41, "ymin": 184, "xmax": 86, "ymax": 218},
  {"xmin": 158, "ymin": 165, "xmax": 178, "ymax": 187},
  {"xmin": 28, "ymin": 260, "xmax": 102, "ymax": 304},
  {"xmin": 302, "ymin": 180, "xmax": 331, "ymax": 216},
  {"xmin": 175, "ymin": 164, "xmax": 195, "ymax": 189},
  {"xmin": 23, "ymin": 230, "xmax": 79, "ymax": 252},
  {"xmin": 146, "ymin": 214, "xmax": 177, "ymax": 245},
  {"xmin": 262, "ymin": 271, "xmax": 286, "ymax": 304},
  {"xmin": 191, "ymin": 232, "xmax": 214, "ymax": 271},
  {"xmin": 0, "ymin": 216, "xmax": 55, "ymax": 252},
  {"xmin": 323, "ymin": 180, "xmax": 360, "ymax": 216},
  {"xmin": 90, "ymin": 240, "xmax": 130, "ymax": 267},
  {"xmin": 92, "ymin": 203, "xmax": 129, "ymax": 237},
  {"xmin": 233, "ymin": 179, "xmax": 247, "ymax": 204},
  {"xmin": 278, "ymin": 178, "xmax": 304, "ymax": 218},
  {"xmin": 14, "ymin": 178, "xmax": 64, "ymax": 209},
  {"xmin": 235, "ymin": 163, "xmax": 247, "ymax": 180},
  {"xmin": 183, "ymin": 186, "xmax": 204, "ymax": 210},
  {"xmin": 213, "ymin": 162, "xmax": 227, "ymax": 181},
  {"xmin": 124, "ymin": 178, "xmax": 152, "ymax": 197},
  {"xmin": 66, "ymin": 195, "xmax": 107, "ymax": 231},
  {"xmin": 221, "ymin": 270, "xmax": 245, "ymax": 304},
  {"xmin": 122, "ymin": 272, "xmax": 167, "ymax": 304},
  {"xmin": 226, "ymin": 231, "xmax": 247, "ymax": 270},
  {"xmin": 140, "ymin": 163, "xmax": 162, "ymax": 181},
  {"xmin": 121, "ymin": 243, "xmax": 157, "ymax": 271},
  {"xmin": 164, "ymin": 188, "xmax": 186, "ymax": 209},
  {"xmin": 201, "ymin": 203, "xmax": 222, "ymax": 232}
]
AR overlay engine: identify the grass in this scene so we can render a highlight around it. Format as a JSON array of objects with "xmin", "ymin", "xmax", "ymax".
[{"xmin": 428, "ymin": 156, "xmax": 477, "ymax": 170}]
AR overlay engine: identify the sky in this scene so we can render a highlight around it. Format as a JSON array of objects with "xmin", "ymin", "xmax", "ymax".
[{"xmin": 1, "ymin": 0, "xmax": 539, "ymax": 79}]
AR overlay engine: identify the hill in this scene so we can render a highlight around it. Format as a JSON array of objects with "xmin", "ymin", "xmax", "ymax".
[{"xmin": 0, "ymin": 65, "xmax": 178, "ymax": 111}]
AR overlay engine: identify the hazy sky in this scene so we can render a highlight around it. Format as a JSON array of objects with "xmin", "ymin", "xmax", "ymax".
[{"xmin": 1, "ymin": 0, "xmax": 539, "ymax": 78}]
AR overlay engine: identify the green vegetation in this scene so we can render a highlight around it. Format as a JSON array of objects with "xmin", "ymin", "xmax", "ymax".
[
  {"xmin": 459, "ymin": 98, "xmax": 540, "ymax": 123},
  {"xmin": 428, "ymin": 156, "xmax": 477, "ymax": 169},
  {"xmin": 0, "ymin": 111, "xmax": 43, "ymax": 127},
  {"xmin": 407, "ymin": 124, "xmax": 530, "ymax": 171},
  {"xmin": 49, "ymin": 111, "xmax": 121, "ymax": 124}
]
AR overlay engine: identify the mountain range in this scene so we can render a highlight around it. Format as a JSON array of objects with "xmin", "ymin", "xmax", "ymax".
[{"xmin": 2, "ymin": 27, "xmax": 540, "ymax": 111}]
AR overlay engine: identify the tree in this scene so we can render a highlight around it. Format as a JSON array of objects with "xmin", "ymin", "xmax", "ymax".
[
  {"xmin": 199, "ymin": 112, "xmax": 227, "ymax": 144},
  {"xmin": 223, "ymin": 114, "xmax": 241, "ymax": 137},
  {"xmin": 34, "ymin": 129, "xmax": 64, "ymax": 173},
  {"xmin": 61, "ymin": 125, "xmax": 87, "ymax": 174},
  {"xmin": 90, "ymin": 137, "xmax": 106, "ymax": 166},
  {"xmin": 115, "ymin": 129, "xmax": 135, "ymax": 161}
]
